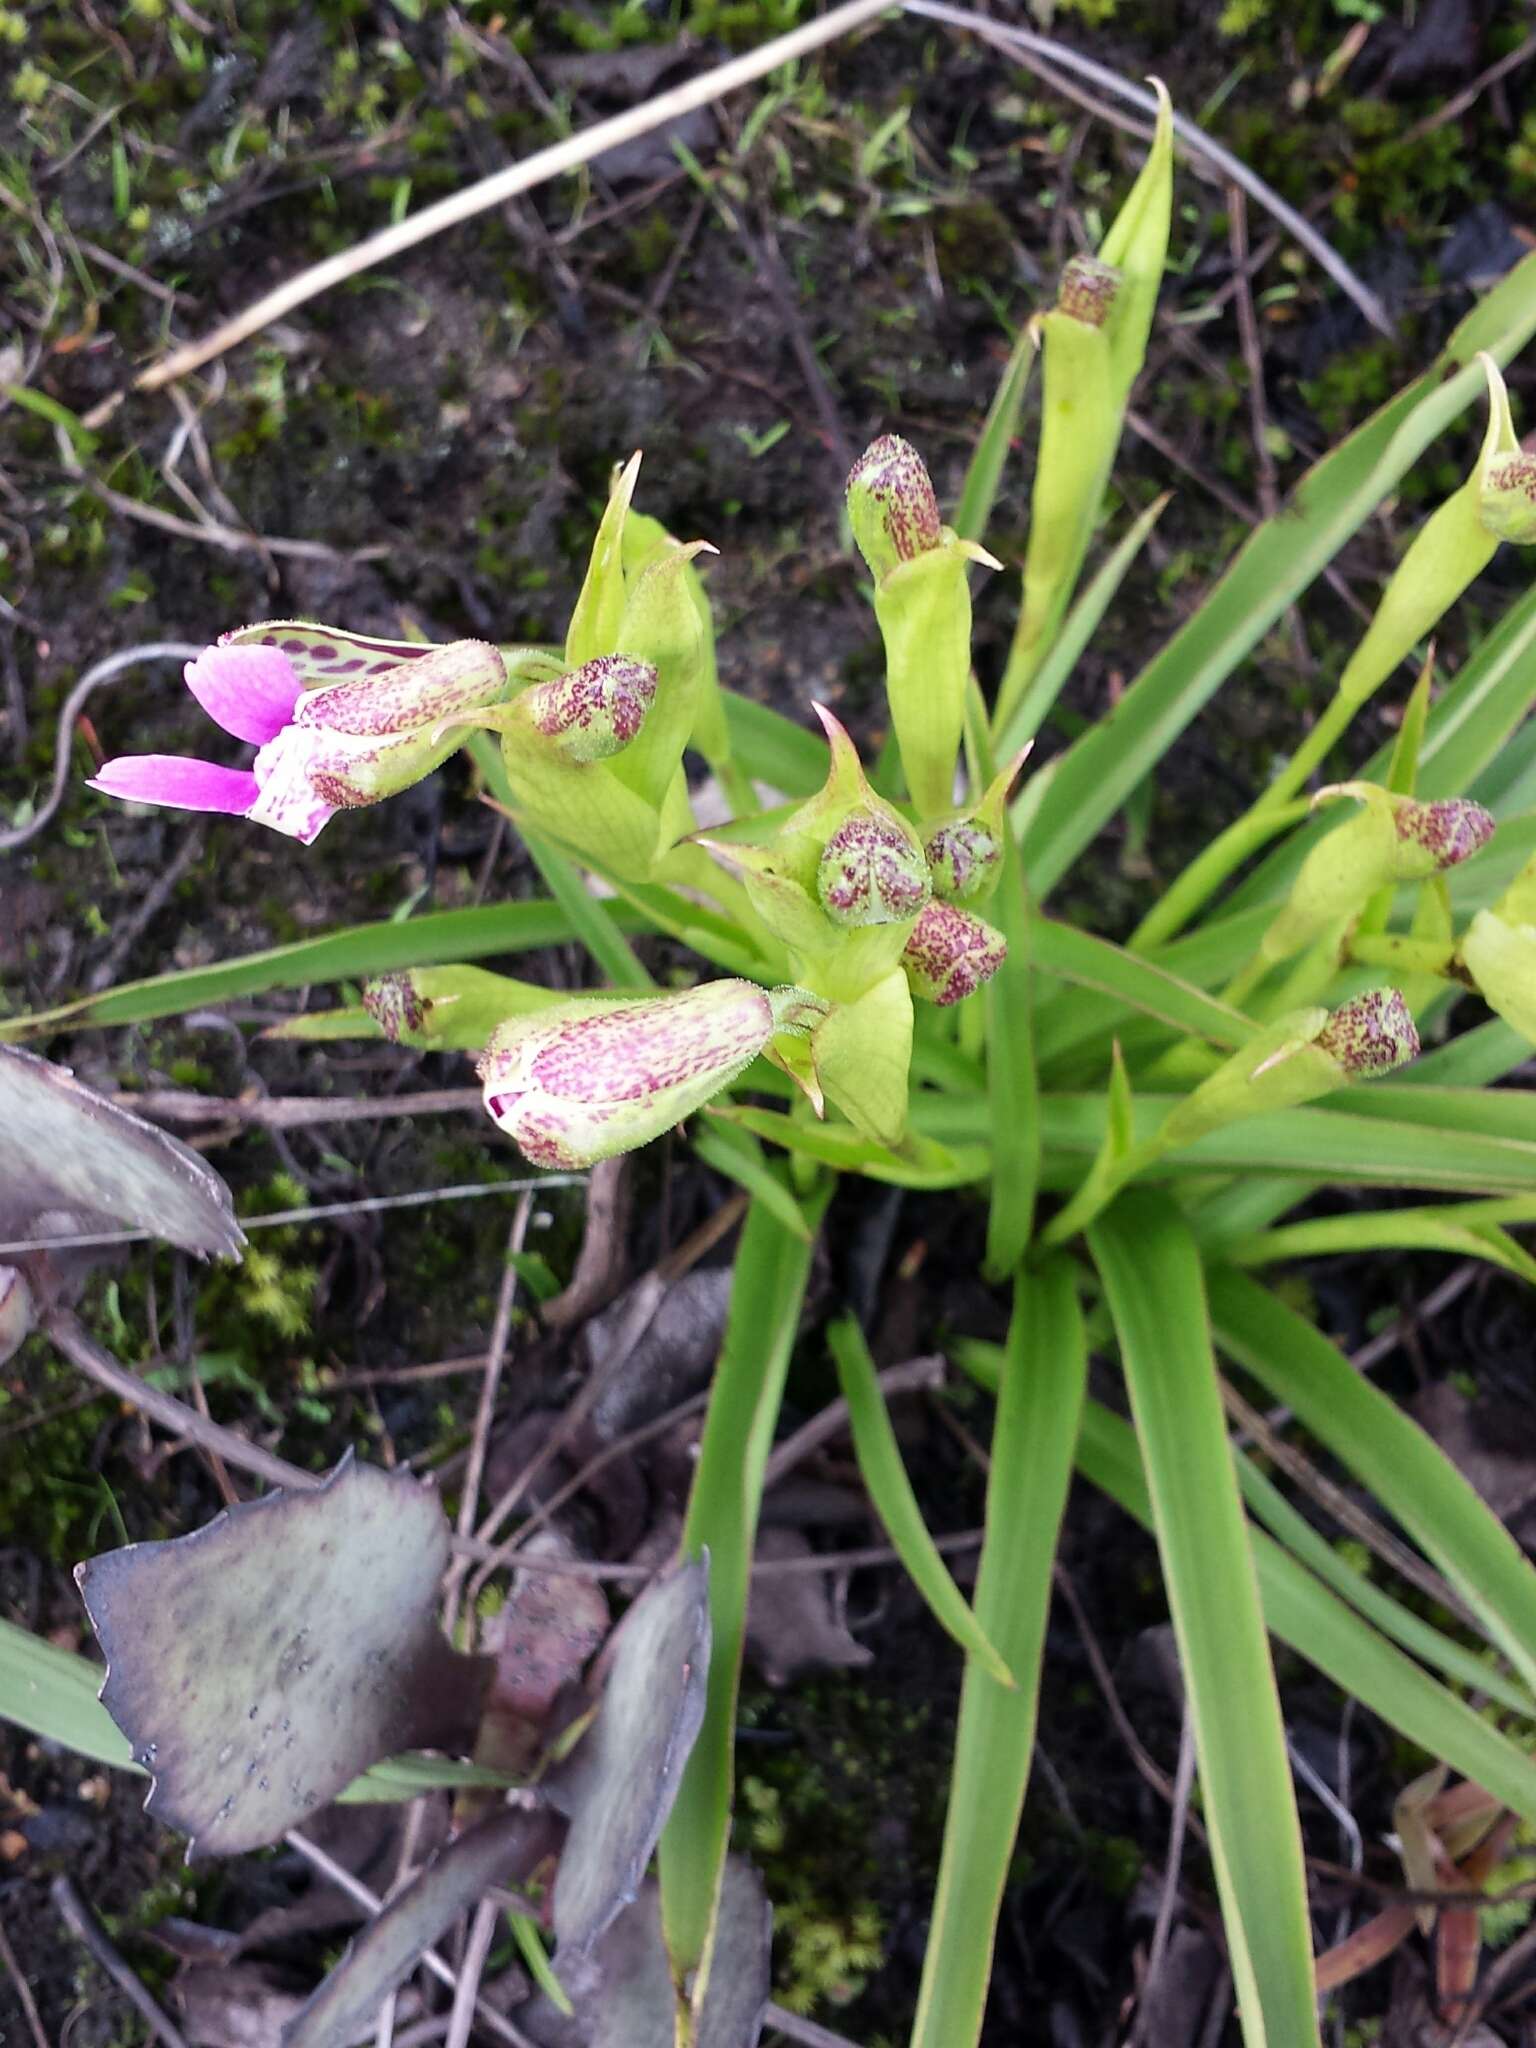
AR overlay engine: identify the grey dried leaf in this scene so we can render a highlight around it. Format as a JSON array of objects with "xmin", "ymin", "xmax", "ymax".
[
  {"xmin": 746, "ymin": 1529, "xmax": 873, "ymax": 1686},
  {"xmin": 0, "ymin": 1045, "xmax": 243, "ymax": 1259},
  {"xmin": 567, "ymin": 1862, "xmax": 772, "ymax": 2048},
  {"xmin": 77, "ymin": 1454, "xmax": 488, "ymax": 1858},
  {"xmin": 283, "ymin": 1808, "xmax": 555, "ymax": 2048},
  {"xmin": 549, "ymin": 1557, "xmax": 710, "ymax": 1956}
]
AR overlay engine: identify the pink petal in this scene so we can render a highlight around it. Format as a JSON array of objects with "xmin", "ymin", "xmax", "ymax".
[
  {"xmin": 247, "ymin": 728, "xmax": 337, "ymax": 844},
  {"xmin": 184, "ymin": 643, "xmax": 303, "ymax": 745},
  {"xmin": 89, "ymin": 755, "xmax": 260, "ymax": 815}
]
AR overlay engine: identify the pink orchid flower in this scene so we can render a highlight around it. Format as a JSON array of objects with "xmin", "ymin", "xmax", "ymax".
[{"xmin": 89, "ymin": 623, "xmax": 508, "ymax": 844}]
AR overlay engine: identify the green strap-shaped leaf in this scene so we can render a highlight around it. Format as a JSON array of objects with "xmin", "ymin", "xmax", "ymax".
[
  {"xmin": 909, "ymin": 1258, "xmax": 1085, "ymax": 2048},
  {"xmin": 828, "ymin": 1315, "xmax": 1012, "ymax": 1683},
  {"xmin": 657, "ymin": 1183, "xmax": 828, "ymax": 1980},
  {"xmin": 1019, "ymin": 249, "xmax": 1536, "ymax": 899},
  {"xmin": 1075, "ymin": 1398, "xmax": 1536, "ymax": 1821},
  {"xmin": 1208, "ymin": 1268, "xmax": 1536, "ymax": 1700},
  {"xmin": 1089, "ymin": 1196, "xmax": 1319, "ymax": 2048}
]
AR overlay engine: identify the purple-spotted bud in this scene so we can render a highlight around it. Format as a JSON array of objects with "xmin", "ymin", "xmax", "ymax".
[
  {"xmin": 846, "ymin": 435, "xmax": 943, "ymax": 582},
  {"xmin": 0, "ymin": 1267, "xmax": 33, "ymax": 1367},
  {"xmin": 1058, "ymin": 254, "xmax": 1121, "ymax": 329},
  {"xmin": 519, "ymin": 655, "xmax": 658, "ymax": 763},
  {"xmin": 1313, "ymin": 988, "xmax": 1420, "ymax": 1076},
  {"xmin": 1478, "ymin": 453, "xmax": 1536, "ymax": 545},
  {"xmin": 923, "ymin": 818, "xmax": 1002, "ymax": 904},
  {"xmin": 478, "ymin": 980, "xmax": 822, "ymax": 1168},
  {"xmin": 362, "ymin": 973, "xmax": 427, "ymax": 1044},
  {"xmin": 901, "ymin": 902, "xmax": 1007, "ymax": 1006},
  {"xmin": 1391, "ymin": 797, "xmax": 1495, "ymax": 868},
  {"xmin": 817, "ymin": 808, "xmax": 931, "ymax": 928}
]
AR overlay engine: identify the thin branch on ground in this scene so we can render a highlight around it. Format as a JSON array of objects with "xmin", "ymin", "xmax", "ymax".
[
  {"xmin": 764, "ymin": 2006, "xmax": 868, "ymax": 2047},
  {"xmin": 1133, "ymin": 1708, "xmax": 1197, "ymax": 2047},
  {"xmin": 903, "ymin": 0, "xmax": 1393, "ymax": 336},
  {"xmin": 1219, "ymin": 1375, "xmax": 1472, "ymax": 1624},
  {"xmin": 539, "ymin": 1155, "xmax": 631, "ymax": 1331},
  {"xmin": 442, "ymin": 1197, "xmax": 534, "ymax": 1636},
  {"xmin": 1398, "ymin": 28, "xmax": 1536, "ymax": 147},
  {"xmin": 0, "ymin": 642, "xmax": 200, "ymax": 855},
  {"xmin": 51, "ymin": 1875, "xmax": 189, "ymax": 2048},
  {"xmin": 0, "ymin": 1912, "xmax": 51, "ymax": 2048}
]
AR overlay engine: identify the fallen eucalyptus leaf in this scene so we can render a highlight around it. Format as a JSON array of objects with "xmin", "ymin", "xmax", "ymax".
[
  {"xmin": 563, "ymin": 1862, "xmax": 772, "ymax": 2048},
  {"xmin": 0, "ymin": 1045, "xmax": 242, "ymax": 1259},
  {"xmin": 283, "ymin": 1806, "xmax": 555, "ymax": 2048},
  {"xmin": 76, "ymin": 1454, "xmax": 489, "ymax": 1857},
  {"xmin": 549, "ymin": 1557, "xmax": 710, "ymax": 1956}
]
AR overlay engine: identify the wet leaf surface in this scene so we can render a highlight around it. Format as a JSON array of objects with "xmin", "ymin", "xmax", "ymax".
[
  {"xmin": 0, "ymin": 1045, "xmax": 243, "ymax": 1260},
  {"xmin": 283, "ymin": 1806, "xmax": 554, "ymax": 2048},
  {"xmin": 77, "ymin": 1454, "xmax": 488, "ymax": 1856},
  {"xmin": 549, "ymin": 1556, "xmax": 710, "ymax": 1956},
  {"xmin": 562, "ymin": 1861, "xmax": 772, "ymax": 2048}
]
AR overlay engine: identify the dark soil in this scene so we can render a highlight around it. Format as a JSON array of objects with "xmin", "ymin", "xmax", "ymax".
[{"xmin": 2, "ymin": 1, "xmax": 1535, "ymax": 2041}]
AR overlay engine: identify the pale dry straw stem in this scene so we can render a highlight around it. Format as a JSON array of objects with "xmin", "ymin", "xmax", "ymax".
[
  {"xmin": 1133, "ymin": 1709, "xmax": 1198, "ymax": 2047},
  {"xmin": 52, "ymin": 1874, "xmax": 189, "ymax": 2048},
  {"xmin": 0, "ymin": 1912, "xmax": 51, "ymax": 2048},
  {"xmin": 444, "ymin": 1897, "xmax": 500, "ymax": 2048},
  {"xmin": 93, "ymin": 0, "xmax": 895, "ymax": 417}
]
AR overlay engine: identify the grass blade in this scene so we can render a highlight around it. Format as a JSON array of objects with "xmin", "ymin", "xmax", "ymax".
[
  {"xmin": 0, "ymin": 899, "xmax": 636, "ymax": 1043},
  {"xmin": 953, "ymin": 322, "xmax": 1037, "ymax": 545},
  {"xmin": 1208, "ymin": 1268, "xmax": 1536, "ymax": 1700},
  {"xmin": 1089, "ymin": 1195, "xmax": 1319, "ymax": 2048},
  {"xmin": 1075, "ymin": 1399, "xmax": 1536, "ymax": 1822},
  {"xmin": 827, "ymin": 1315, "xmax": 1013, "ymax": 1684},
  {"xmin": 519, "ymin": 826, "xmax": 653, "ymax": 989},
  {"xmin": 1223, "ymin": 1200, "xmax": 1536, "ymax": 1287},
  {"xmin": 1019, "ymin": 253, "xmax": 1536, "ymax": 899},
  {"xmin": 909, "ymin": 1257, "xmax": 1085, "ymax": 2048},
  {"xmin": 983, "ymin": 827, "xmax": 1040, "ymax": 1279},
  {"xmin": 658, "ymin": 1181, "xmax": 828, "ymax": 1979}
]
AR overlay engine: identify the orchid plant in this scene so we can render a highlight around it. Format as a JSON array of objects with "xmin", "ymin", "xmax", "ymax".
[{"xmin": 12, "ymin": 75, "xmax": 1536, "ymax": 2048}]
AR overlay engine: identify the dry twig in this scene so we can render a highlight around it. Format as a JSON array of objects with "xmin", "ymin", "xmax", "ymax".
[{"xmin": 52, "ymin": 1874, "xmax": 189, "ymax": 2048}]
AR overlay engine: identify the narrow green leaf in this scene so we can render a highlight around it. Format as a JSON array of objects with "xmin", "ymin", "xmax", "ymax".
[
  {"xmin": 712, "ymin": 1104, "xmax": 989, "ymax": 1188},
  {"xmin": 953, "ymin": 323, "xmax": 1037, "ymax": 546},
  {"xmin": 1019, "ymin": 254, "xmax": 1536, "ymax": 898},
  {"xmin": 690, "ymin": 1123, "xmax": 812, "ymax": 1241},
  {"xmin": 720, "ymin": 692, "xmax": 827, "ymax": 798},
  {"xmin": 1076, "ymin": 1399, "xmax": 1536, "ymax": 1822},
  {"xmin": 828, "ymin": 1316, "xmax": 1012, "ymax": 1683},
  {"xmin": 1089, "ymin": 1197, "xmax": 1319, "ymax": 2048},
  {"xmin": 658, "ymin": 1185, "xmax": 829, "ymax": 1978},
  {"xmin": 1208, "ymin": 1268, "xmax": 1536, "ymax": 1700},
  {"xmin": 983, "ymin": 827, "xmax": 1039, "ymax": 1279},
  {"xmin": 909, "ymin": 1258, "xmax": 1085, "ymax": 2048},
  {"xmin": 1225, "ymin": 1201, "xmax": 1536, "ymax": 1287},
  {"xmin": 0, "ymin": 900, "xmax": 644, "ymax": 1043}
]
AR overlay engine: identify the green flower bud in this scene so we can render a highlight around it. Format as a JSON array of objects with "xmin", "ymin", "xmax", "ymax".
[
  {"xmin": 1057, "ymin": 255, "xmax": 1121, "ymax": 330},
  {"xmin": 520, "ymin": 655, "xmax": 658, "ymax": 763},
  {"xmin": 1164, "ymin": 990, "xmax": 1418, "ymax": 1148},
  {"xmin": 817, "ymin": 808, "xmax": 931, "ymax": 928},
  {"xmin": 478, "ymin": 980, "xmax": 821, "ymax": 1168},
  {"xmin": 1460, "ymin": 908, "xmax": 1536, "ymax": 1045},
  {"xmin": 920, "ymin": 749, "xmax": 1028, "ymax": 905},
  {"xmin": 1263, "ymin": 786, "xmax": 1494, "ymax": 961},
  {"xmin": 0, "ymin": 1267, "xmax": 33, "ymax": 1367},
  {"xmin": 923, "ymin": 818, "xmax": 1002, "ymax": 903},
  {"xmin": 1312, "ymin": 987, "xmax": 1421, "ymax": 1076},
  {"xmin": 1479, "ymin": 453, "xmax": 1536, "ymax": 545},
  {"xmin": 846, "ymin": 434, "xmax": 943, "ymax": 583},
  {"xmin": 901, "ymin": 902, "xmax": 1008, "ymax": 1006}
]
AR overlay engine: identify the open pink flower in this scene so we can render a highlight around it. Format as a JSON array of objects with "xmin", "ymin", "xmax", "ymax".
[{"xmin": 90, "ymin": 623, "xmax": 508, "ymax": 844}]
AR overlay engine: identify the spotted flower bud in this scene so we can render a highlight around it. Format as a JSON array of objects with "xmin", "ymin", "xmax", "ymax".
[
  {"xmin": 478, "ymin": 980, "xmax": 826, "ymax": 1169},
  {"xmin": 0, "ymin": 1267, "xmax": 33, "ymax": 1368},
  {"xmin": 520, "ymin": 655, "xmax": 658, "ymax": 763},
  {"xmin": 1391, "ymin": 797, "xmax": 1496, "ymax": 867},
  {"xmin": 922, "ymin": 819, "xmax": 1001, "ymax": 903},
  {"xmin": 901, "ymin": 902, "xmax": 1007, "ymax": 1006},
  {"xmin": 1313, "ymin": 987, "xmax": 1420, "ymax": 1076},
  {"xmin": 846, "ymin": 435, "xmax": 943, "ymax": 583},
  {"xmin": 1479, "ymin": 453, "xmax": 1536, "ymax": 545},
  {"xmin": 1058, "ymin": 254, "xmax": 1121, "ymax": 329},
  {"xmin": 817, "ymin": 808, "xmax": 931, "ymax": 929}
]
